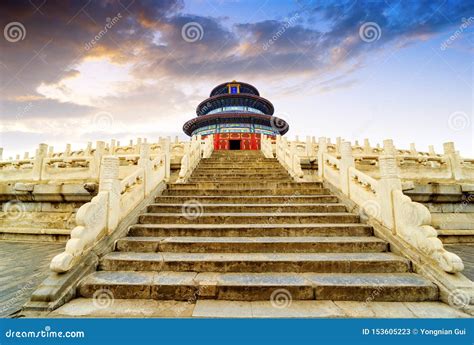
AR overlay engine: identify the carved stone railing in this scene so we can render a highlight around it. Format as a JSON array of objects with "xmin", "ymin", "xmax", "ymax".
[
  {"xmin": 261, "ymin": 135, "xmax": 274, "ymax": 158},
  {"xmin": 176, "ymin": 135, "xmax": 213, "ymax": 183},
  {"xmin": 275, "ymin": 136, "xmax": 304, "ymax": 181},
  {"xmin": 279, "ymin": 136, "xmax": 473, "ymax": 183},
  {"xmin": 319, "ymin": 138, "xmax": 464, "ymax": 274},
  {"xmin": 0, "ymin": 137, "xmax": 185, "ymax": 183},
  {"xmin": 50, "ymin": 142, "xmax": 171, "ymax": 273}
]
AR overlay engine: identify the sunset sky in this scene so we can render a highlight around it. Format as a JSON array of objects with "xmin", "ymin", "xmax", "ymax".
[{"xmin": 0, "ymin": 0, "xmax": 472, "ymax": 158}]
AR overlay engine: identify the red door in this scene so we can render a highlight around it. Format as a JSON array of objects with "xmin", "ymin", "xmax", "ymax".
[{"xmin": 213, "ymin": 133, "xmax": 261, "ymax": 150}]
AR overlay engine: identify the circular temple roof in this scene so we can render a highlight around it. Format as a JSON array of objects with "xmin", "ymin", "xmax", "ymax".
[
  {"xmin": 183, "ymin": 81, "xmax": 288, "ymax": 137},
  {"xmin": 196, "ymin": 93, "xmax": 274, "ymax": 116},
  {"xmin": 183, "ymin": 112, "xmax": 289, "ymax": 136}
]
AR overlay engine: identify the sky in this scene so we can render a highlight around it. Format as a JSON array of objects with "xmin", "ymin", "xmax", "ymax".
[{"xmin": 0, "ymin": 0, "xmax": 473, "ymax": 159}]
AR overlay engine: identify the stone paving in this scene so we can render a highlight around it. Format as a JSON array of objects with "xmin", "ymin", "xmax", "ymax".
[
  {"xmin": 47, "ymin": 299, "xmax": 470, "ymax": 318},
  {"xmin": 0, "ymin": 241, "xmax": 64, "ymax": 317},
  {"xmin": 445, "ymin": 244, "xmax": 474, "ymax": 281}
]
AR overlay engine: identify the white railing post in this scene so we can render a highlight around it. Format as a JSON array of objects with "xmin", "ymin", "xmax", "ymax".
[
  {"xmin": 443, "ymin": 142, "xmax": 463, "ymax": 181},
  {"xmin": 33, "ymin": 143, "xmax": 48, "ymax": 181},
  {"xmin": 363, "ymin": 138, "xmax": 371, "ymax": 154},
  {"xmin": 139, "ymin": 143, "xmax": 153, "ymax": 195},
  {"xmin": 85, "ymin": 142, "xmax": 92, "ymax": 156},
  {"xmin": 99, "ymin": 156, "xmax": 120, "ymax": 233},
  {"xmin": 335, "ymin": 137, "xmax": 342, "ymax": 154},
  {"xmin": 377, "ymin": 141, "xmax": 402, "ymax": 230},
  {"xmin": 163, "ymin": 137, "xmax": 171, "ymax": 181},
  {"xmin": 428, "ymin": 145, "xmax": 436, "ymax": 156},
  {"xmin": 92, "ymin": 141, "xmax": 105, "ymax": 179},
  {"xmin": 305, "ymin": 136, "xmax": 312, "ymax": 156},
  {"xmin": 318, "ymin": 137, "xmax": 327, "ymax": 178},
  {"xmin": 65, "ymin": 143, "xmax": 71, "ymax": 158},
  {"xmin": 261, "ymin": 135, "xmax": 274, "ymax": 158},
  {"xmin": 339, "ymin": 141, "xmax": 354, "ymax": 196}
]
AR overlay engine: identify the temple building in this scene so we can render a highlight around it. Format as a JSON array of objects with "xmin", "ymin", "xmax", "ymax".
[{"xmin": 183, "ymin": 81, "xmax": 289, "ymax": 150}]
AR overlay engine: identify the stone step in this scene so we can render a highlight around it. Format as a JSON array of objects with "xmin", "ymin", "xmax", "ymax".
[
  {"xmin": 195, "ymin": 167, "xmax": 286, "ymax": 172},
  {"xmin": 190, "ymin": 172, "xmax": 290, "ymax": 177},
  {"xmin": 154, "ymin": 195, "xmax": 339, "ymax": 204},
  {"xmin": 199, "ymin": 161, "xmax": 282, "ymax": 166},
  {"xmin": 211, "ymin": 151, "xmax": 263, "ymax": 155},
  {"xmin": 78, "ymin": 271, "xmax": 437, "ymax": 302},
  {"xmin": 99, "ymin": 252, "xmax": 411, "ymax": 273},
  {"xmin": 138, "ymin": 212, "xmax": 359, "ymax": 224},
  {"xmin": 437, "ymin": 229, "xmax": 474, "ymax": 244},
  {"xmin": 202, "ymin": 158, "xmax": 277, "ymax": 163},
  {"xmin": 128, "ymin": 223, "xmax": 374, "ymax": 238},
  {"xmin": 188, "ymin": 178, "xmax": 293, "ymax": 183},
  {"xmin": 147, "ymin": 203, "xmax": 346, "ymax": 213},
  {"xmin": 198, "ymin": 166, "xmax": 284, "ymax": 170},
  {"xmin": 51, "ymin": 298, "xmax": 470, "ymax": 318},
  {"xmin": 116, "ymin": 236, "xmax": 388, "ymax": 253},
  {"xmin": 168, "ymin": 182, "xmax": 323, "ymax": 190},
  {"xmin": 163, "ymin": 188, "xmax": 331, "ymax": 196},
  {"xmin": 191, "ymin": 171, "xmax": 290, "ymax": 177},
  {"xmin": 195, "ymin": 167, "xmax": 287, "ymax": 172}
]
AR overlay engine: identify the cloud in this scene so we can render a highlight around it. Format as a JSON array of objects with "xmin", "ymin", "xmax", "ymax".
[
  {"xmin": 0, "ymin": 98, "xmax": 95, "ymax": 121},
  {"xmin": 0, "ymin": 0, "xmax": 472, "ymax": 155},
  {"xmin": 1, "ymin": 0, "xmax": 470, "ymax": 99}
]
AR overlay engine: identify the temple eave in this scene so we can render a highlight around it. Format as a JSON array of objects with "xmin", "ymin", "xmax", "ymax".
[{"xmin": 183, "ymin": 112, "xmax": 289, "ymax": 136}]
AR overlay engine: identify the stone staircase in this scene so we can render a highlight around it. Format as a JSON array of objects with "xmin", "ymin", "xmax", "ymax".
[{"xmin": 77, "ymin": 151, "xmax": 438, "ymax": 306}]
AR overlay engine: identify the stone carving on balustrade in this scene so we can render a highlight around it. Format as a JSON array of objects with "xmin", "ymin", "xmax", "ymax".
[
  {"xmin": 392, "ymin": 190, "xmax": 464, "ymax": 273},
  {"xmin": 114, "ymin": 147, "xmax": 135, "ymax": 155},
  {"xmin": 350, "ymin": 170, "xmax": 377, "ymax": 194},
  {"xmin": 0, "ymin": 160, "xmax": 34, "ymax": 171},
  {"xmin": 317, "ymin": 138, "xmax": 465, "ymax": 274},
  {"xmin": 120, "ymin": 173, "xmax": 143, "ymax": 195},
  {"xmin": 171, "ymin": 145, "xmax": 185, "ymax": 155},
  {"xmin": 44, "ymin": 158, "xmax": 91, "ymax": 169},
  {"xmin": 49, "ymin": 140, "xmax": 173, "ymax": 273},
  {"xmin": 118, "ymin": 156, "xmax": 139, "ymax": 166},
  {"xmin": 324, "ymin": 156, "xmax": 340, "ymax": 171},
  {"xmin": 176, "ymin": 135, "xmax": 212, "ymax": 184},
  {"xmin": 50, "ymin": 191, "xmax": 108, "ymax": 272}
]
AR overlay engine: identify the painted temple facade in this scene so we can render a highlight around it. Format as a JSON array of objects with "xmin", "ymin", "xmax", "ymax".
[{"xmin": 183, "ymin": 81, "xmax": 289, "ymax": 150}]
